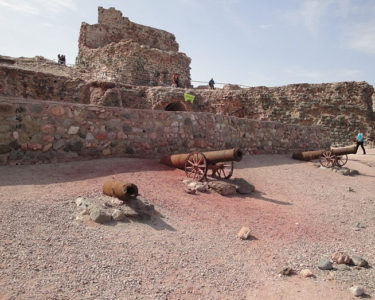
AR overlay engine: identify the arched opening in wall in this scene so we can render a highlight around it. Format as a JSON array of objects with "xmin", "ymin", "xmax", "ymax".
[{"xmin": 165, "ymin": 102, "xmax": 187, "ymax": 111}]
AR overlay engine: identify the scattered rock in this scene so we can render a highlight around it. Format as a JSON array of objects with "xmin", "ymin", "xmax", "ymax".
[
  {"xmin": 89, "ymin": 207, "xmax": 112, "ymax": 223},
  {"xmin": 237, "ymin": 226, "xmax": 251, "ymax": 240},
  {"xmin": 195, "ymin": 182, "xmax": 209, "ymax": 193},
  {"xmin": 279, "ymin": 267, "xmax": 295, "ymax": 276},
  {"xmin": 208, "ymin": 181, "xmax": 236, "ymax": 196},
  {"xmin": 331, "ymin": 252, "xmax": 351, "ymax": 265},
  {"xmin": 299, "ymin": 269, "xmax": 314, "ymax": 278},
  {"xmin": 232, "ymin": 178, "xmax": 255, "ymax": 194},
  {"xmin": 335, "ymin": 264, "xmax": 351, "ymax": 271},
  {"xmin": 318, "ymin": 258, "xmax": 333, "ymax": 270},
  {"xmin": 75, "ymin": 197, "xmax": 91, "ymax": 211},
  {"xmin": 349, "ymin": 286, "xmax": 365, "ymax": 297},
  {"xmin": 333, "ymin": 167, "xmax": 350, "ymax": 176},
  {"xmin": 348, "ymin": 187, "xmax": 355, "ymax": 192},
  {"xmin": 182, "ymin": 178, "xmax": 195, "ymax": 185},
  {"xmin": 349, "ymin": 169, "xmax": 360, "ymax": 176},
  {"xmin": 121, "ymin": 205, "xmax": 140, "ymax": 218},
  {"xmin": 185, "ymin": 187, "xmax": 196, "ymax": 194},
  {"xmin": 351, "ymin": 255, "xmax": 368, "ymax": 267},
  {"xmin": 112, "ymin": 209, "xmax": 126, "ymax": 221}
]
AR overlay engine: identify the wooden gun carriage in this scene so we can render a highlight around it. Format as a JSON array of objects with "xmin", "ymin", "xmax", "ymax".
[
  {"xmin": 292, "ymin": 145, "xmax": 357, "ymax": 168},
  {"xmin": 160, "ymin": 148, "xmax": 243, "ymax": 181}
]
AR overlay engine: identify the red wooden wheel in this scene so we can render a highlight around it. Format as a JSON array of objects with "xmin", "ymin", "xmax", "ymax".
[
  {"xmin": 336, "ymin": 154, "xmax": 348, "ymax": 167},
  {"xmin": 184, "ymin": 152, "xmax": 208, "ymax": 181},
  {"xmin": 212, "ymin": 161, "xmax": 234, "ymax": 179},
  {"xmin": 320, "ymin": 151, "xmax": 335, "ymax": 168}
]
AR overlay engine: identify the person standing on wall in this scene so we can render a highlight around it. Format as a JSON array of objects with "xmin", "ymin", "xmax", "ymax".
[
  {"xmin": 209, "ymin": 78, "xmax": 215, "ymax": 89},
  {"xmin": 172, "ymin": 73, "xmax": 180, "ymax": 88},
  {"xmin": 355, "ymin": 131, "xmax": 366, "ymax": 154}
]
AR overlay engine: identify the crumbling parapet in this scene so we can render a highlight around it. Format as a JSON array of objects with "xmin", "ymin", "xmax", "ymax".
[{"xmin": 77, "ymin": 6, "xmax": 191, "ymax": 87}]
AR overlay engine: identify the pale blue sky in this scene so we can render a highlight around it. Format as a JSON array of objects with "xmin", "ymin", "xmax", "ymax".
[{"xmin": 0, "ymin": 0, "xmax": 374, "ymax": 88}]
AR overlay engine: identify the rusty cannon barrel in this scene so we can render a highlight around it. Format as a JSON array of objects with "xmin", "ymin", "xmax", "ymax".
[
  {"xmin": 160, "ymin": 148, "xmax": 243, "ymax": 169},
  {"xmin": 292, "ymin": 149, "xmax": 325, "ymax": 161},
  {"xmin": 331, "ymin": 145, "xmax": 357, "ymax": 155},
  {"xmin": 102, "ymin": 180, "xmax": 138, "ymax": 201},
  {"xmin": 292, "ymin": 145, "xmax": 357, "ymax": 161}
]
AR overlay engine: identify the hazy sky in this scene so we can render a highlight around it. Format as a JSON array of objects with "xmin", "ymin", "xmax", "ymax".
[{"xmin": 0, "ymin": 0, "xmax": 374, "ymax": 88}]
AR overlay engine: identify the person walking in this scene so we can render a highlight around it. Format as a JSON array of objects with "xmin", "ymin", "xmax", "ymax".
[{"xmin": 355, "ymin": 132, "xmax": 366, "ymax": 154}]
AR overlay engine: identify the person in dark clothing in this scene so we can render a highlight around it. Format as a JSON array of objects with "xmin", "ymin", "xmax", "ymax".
[
  {"xmin": 61, "ymin": 55, "xmax": 66, "ymax": 65},
  {"xmin": 172, "ymin": 73, "xmax": 180, "ymax": 87},
  {"xmin": 209, "ymin": 78, "xmax": 215, "ymax": 89},
  {"xmin": 57, "ymin": 54, "xmax": 62, "ymax": 64},
  {"xmin": 355, "ymin": 132, "xmax": 366, "ymax": 154}
]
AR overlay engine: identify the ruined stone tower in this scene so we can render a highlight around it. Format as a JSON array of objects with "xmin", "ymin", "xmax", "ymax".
[{"xmin": 77, "ymin": 7, "xmax": 191, "ymax": 87}]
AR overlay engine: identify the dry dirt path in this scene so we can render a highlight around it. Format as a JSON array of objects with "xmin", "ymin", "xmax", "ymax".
[{"xmin": 0, "ymin": 149, "xmax": 374, "ymax": 299}]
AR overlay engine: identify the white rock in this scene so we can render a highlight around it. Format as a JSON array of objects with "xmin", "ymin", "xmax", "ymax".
[
  {"xmin": 68, "ymin": 126, "xmax": 80, "ymax": 135},
  {"xmin": 112, "ymin": 209, "xmax": 126, "ymax": 221},
  {"xmin": 299, "ymin": 269, "xmax": 314, "ymax": 278},
  {"xmin": 349, "ymin": 286, "xmax": 365, "ymax": 297},
  {"xmin": 237, "ymin": 226, "xmax": 251, "ymax": 240}
]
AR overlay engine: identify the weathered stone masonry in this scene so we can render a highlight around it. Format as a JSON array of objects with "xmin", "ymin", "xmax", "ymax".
[
  {"xmin": 0, "ymin": 99, "xmax": 330, "ymax": 165},
  {"xmin": 77, "ymin": 7, "xmax": 191, "ymax": 87},
  {"xmin": 1, "ymin": 64, "xmax": 373, "ymax": 147}
]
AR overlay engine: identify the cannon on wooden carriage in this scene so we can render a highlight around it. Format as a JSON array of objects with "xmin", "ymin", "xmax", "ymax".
[
  {"xmin": 160, "ymin": 148, "xmax": 243, "ymax": 181},
  {"xmin": 292, "ymin": 145, "xmax": 356, "ymax": 168}
]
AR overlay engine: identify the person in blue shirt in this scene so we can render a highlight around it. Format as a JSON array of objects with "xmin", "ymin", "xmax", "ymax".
[{"xmin": 355, "ymin": 132, "xmax": 366, "ymax": 154}]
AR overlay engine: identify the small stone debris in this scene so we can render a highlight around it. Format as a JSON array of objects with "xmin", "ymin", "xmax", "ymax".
[
  {"xmin": 349, "ymin": 286, "xmax": 365, "ymax": 297},
  {"xmin": 331, "ymin": 252, "xmax": 351, "ymax": 265},
  {"xmin": 182, "ymin": 177, "xmax": 254, "ymax": 196},
  {"xmin": 237, "ymin": 226, "xmax": 251, "ymax": 240},
  {"xmin": 89, "ymin": 207, "xmax": 112, "ymax": 224},
  {"xmin": 208, "ymin": 181, "xmax": 237, "ymax": 196},
  {"xmin": 74, "ymin": 195, "xmax": 155, "ymax": 224},
  {"xmin": 299, "ymin": 269, "xmax": 314, "ymax": 278},
  {"xmin": 112, "ymin": 209, "xmax": 126, "ymax": 221},
  {"xmin": 232, "ymin": 178, "xmax": 255, "ymax": 194},
  {"xmin": 185, "ymin": 187, "xmax": 197, "ymax": 195},
  {"xmin": 318, "ymin": 258, "xmax": 333, "ymax": 270},
  {"xmin": 348, "ymin": 187, "xmax": 355, "ymax": 192},
  {"xmin": 330, "ymin": 167, "xmax": 360, "ymax": 176},
  {"xmin": 279, "ymin": 267, "xmax": 295, "ymax": 276},
  {"xmin": 351, "ymin": 255, "xmax": 368, "ymax": 268},
  {"xmin": 182, "ymin": 180, "xmax": 209, "ymax": 194},
  {"xmin": 335, "ymin": 264, "xmax": 351, "ymax": 271}
]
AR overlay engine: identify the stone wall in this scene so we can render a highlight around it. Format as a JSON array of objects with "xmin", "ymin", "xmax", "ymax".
[
  {"xmin": 0, "ymin": 98, "xmax": 330, "ymax": 165},
  {"xmin": 147, "ymin": 82, "xmax": 375, "ymax": 146},
  {"xmin": 77, "ymin": 7, "xmax": 191, "ymax": 87},
  {"xmin": 1, "ymin": 65, "xmax": 373, "ymax": 146}
]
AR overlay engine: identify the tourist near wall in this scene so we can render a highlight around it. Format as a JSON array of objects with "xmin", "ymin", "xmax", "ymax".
[{"xmin": 0, "ymin": 98, "xmax": 330, "ymax": 165}]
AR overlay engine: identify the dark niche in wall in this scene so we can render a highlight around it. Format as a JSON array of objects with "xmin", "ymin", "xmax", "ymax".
[{"xmin": 165, "ymin": 102, "xmax": 186, "ymax": 111}]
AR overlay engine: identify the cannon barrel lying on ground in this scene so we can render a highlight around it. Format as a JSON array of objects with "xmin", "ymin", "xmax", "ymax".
[
  {"xmin": 292, "ymin": 145, "xmax": 357, "ymax": 161},
  {"xmin": 102, "ymin": 180, "xmax": 138, "ymax": 201},
  {"xmin": 160, "ymin": 148, "xmax": 243, "ymax": 169}
]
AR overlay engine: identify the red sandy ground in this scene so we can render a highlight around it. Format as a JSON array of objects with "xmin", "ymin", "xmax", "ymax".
[{"xmin": 0, "ymin": 149, "xmax": 374, "ymax": 299}]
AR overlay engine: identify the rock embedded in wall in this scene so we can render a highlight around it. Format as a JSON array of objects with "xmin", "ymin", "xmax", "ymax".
[{"xmin": 0, "ymin": 98, "xmax": 330, "ymax": 165}]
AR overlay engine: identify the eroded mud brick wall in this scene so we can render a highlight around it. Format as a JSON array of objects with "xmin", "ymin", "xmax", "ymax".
[
  {"xmin": 77, "ymin": 7, "xmax": 191, "ymax": 87},
  {"xmin": 0, "ymin": 99, "xmax": 329, "ymax": 165}
]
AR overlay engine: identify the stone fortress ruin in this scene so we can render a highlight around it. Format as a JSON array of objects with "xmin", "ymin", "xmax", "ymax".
[{"xmin": 0, "ymin": 6, "xmax": 374, "ymax": 165}]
